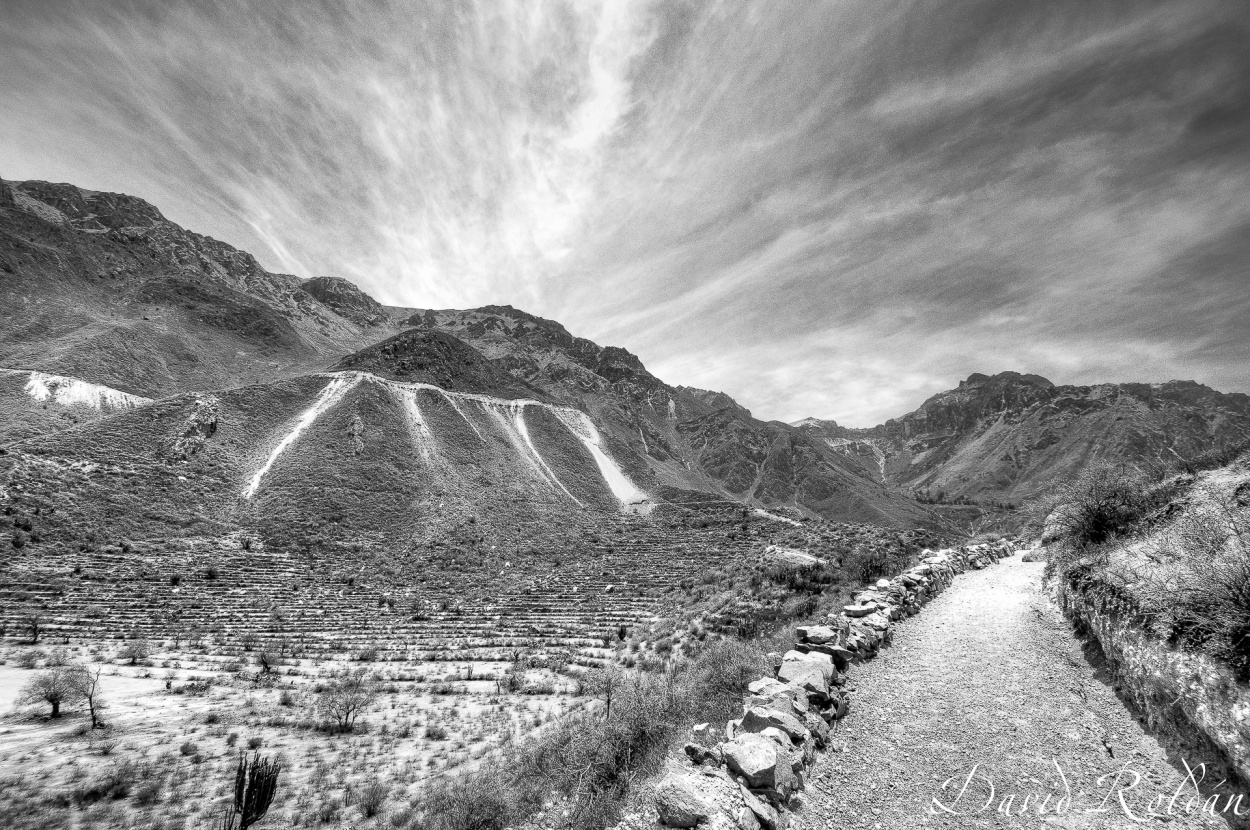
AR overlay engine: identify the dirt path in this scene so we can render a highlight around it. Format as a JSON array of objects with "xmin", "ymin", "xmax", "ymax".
[{"xmin": 797, "ymin": 553, "xmax": 1246, "ymax": 829}]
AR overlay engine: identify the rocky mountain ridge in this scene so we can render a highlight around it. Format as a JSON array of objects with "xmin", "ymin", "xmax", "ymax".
[
  {"xmin": 795, "ymin": 370, "xmax": 1250, "ymax": 502},
  {"xmin": 3, "ymin": 176, "xmax": 1247, "ymax": 530}
]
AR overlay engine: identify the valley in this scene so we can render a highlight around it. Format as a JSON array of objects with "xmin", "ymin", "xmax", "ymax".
[{"xmin": 1, "ymin": 177, "xmax": 1247, "ymax": 829}]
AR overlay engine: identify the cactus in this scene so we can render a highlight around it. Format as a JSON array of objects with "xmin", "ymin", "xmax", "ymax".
[{"xmin": 216, "ymin": 752, "xmax": 281, "ymax": 830}]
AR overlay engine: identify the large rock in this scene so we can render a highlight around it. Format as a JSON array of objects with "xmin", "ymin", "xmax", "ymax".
[
  {"xmin": 745, "ymin": 692, "xmax": 805, "ymax": 721},
  {"xmin": 740, "ymin": 706, "xmax": 811, "ymax": 745},
  {"xmin": 842, "ymin": 603, "xmax": 876, "ymax": 618},
  {"xmin": 800, "ymin": 642, "xmax": 853, "ymax": 670},
  {"xmin": 775, "ymin": 661, "xmax": 830, "ymax": 700},
  {"xmin": 723, "ymin": 733, "xmax": 795, "ymax": 792},
  {"xmin": 781, "ymin": 650, "xmax": 834, "ymax": 680},
  {"xmin": 747, "ymin": 677, "xmax": 791, "ymax": 697},
  {"xmin": 656, "ymin": 774, "xmax": 717, "ymax": 827},
  {"xmin": 798, "ymin": 710, "xmax": 831, "ymax": 746},
  {"xmin": 795, "ymin": 624, "xmax": 837, "ymax": 644},
  {"xmin": 737, "ymin": 783, "xmax": 781, "ymax": 830}
]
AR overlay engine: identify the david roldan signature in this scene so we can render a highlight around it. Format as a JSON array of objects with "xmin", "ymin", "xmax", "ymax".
[{"xmin": 930, "ymin": 760, "xmax": 1248, "ymax": 822}]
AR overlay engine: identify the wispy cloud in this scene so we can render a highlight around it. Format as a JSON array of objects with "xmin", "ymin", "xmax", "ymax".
[{"xmin": 3, "ymin": 0, "xmax": 1248, "ymax": 425}]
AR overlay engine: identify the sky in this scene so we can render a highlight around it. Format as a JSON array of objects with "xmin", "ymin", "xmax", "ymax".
[{"xmin": 3, "ymin": 0, "xmax": 1248, "ymax": 426}]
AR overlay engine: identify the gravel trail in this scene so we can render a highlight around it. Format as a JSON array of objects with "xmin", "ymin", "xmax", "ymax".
[{"xmin": 797, "ymin": 553, "xmax": 1245, "ymax": 829}]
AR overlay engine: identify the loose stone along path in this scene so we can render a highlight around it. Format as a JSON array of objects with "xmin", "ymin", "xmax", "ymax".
[{"xmin": 800, "ymin": 553, "xmax": 1245, "ymax": 829}]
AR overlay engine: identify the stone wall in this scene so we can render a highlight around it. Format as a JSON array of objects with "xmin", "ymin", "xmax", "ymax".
[
  {"xmin": 651, "ymin": 540, "xmax": 1016, "ymax": 829},
  {"xmin": 1059, "ymin": 575, "xmax": 1250, "ymax": 785}
]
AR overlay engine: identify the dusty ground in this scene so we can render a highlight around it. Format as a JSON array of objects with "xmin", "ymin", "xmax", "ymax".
[
  {"xmin": 799, "ymin": 553, "xmax": 1248, "ymax": 829},
  {"xmin": 0, "ymin": 648, "xmax": 582, "ymax": 828}
]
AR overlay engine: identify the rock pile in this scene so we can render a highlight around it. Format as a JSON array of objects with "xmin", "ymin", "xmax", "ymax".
[{"xmin": 652, "ymin": 540, "xmax": 1016, "ymax": 829}]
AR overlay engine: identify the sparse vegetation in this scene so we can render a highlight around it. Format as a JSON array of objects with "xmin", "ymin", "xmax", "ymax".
[
  {"xmin": 1044, "ymin": 455, "xmax": 1250, "ymax": 679},
  {"xmin": 318, "ymin": 668, "xmax": 379, "ymax": 732},
  {"xmin": 16, "ymin": 664, "xmax": 83, "ymax": 718}
]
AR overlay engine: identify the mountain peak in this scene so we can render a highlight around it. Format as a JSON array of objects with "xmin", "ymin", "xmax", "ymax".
[
  {"xmin": 791, "ymin": 416, "xmax": 837, "ymax": 429},
  {"xmin": 10, "ymin": 179, "xmax": 168, "ymax": 230},
  {"xmin": 330, "ymin": 328, "xmax": 547, "ymax": 400},
  {"xmin": 299, "ymin": 276, "xmax": 384, "ymax": 325},
  {"xmin": 960, "ymin": 371, "xmax": 1055, "ymax": 389}
]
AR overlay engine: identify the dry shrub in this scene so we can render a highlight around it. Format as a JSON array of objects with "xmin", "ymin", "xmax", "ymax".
[
  {"xmin": 841, "ymin": 543, "xmax": 913, "ymax": 583},
  {"xmin": 412, "ymin": 638, "xmax": 766, "ymax": 830},
  {"xmin": 1155, "ymin": 484, "xmax": 1250, "ymax": 678},
  {"xmin": 352, "ymin": 781, "xmax": 389, "ymax": 818},
  {"xmin": 1042, "ymin": 462, "xmax": 1159, "ymax": 550}
]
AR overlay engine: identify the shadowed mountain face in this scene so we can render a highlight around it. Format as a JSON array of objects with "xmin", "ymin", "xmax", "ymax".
[
  {"xmin": 795, "ymin": 371, "xmax": 1250, "ymax": 502},
  {"xmin": 0, "ymin": 177, "xmax": 403, "ymax": 397},
  {"xmin": 2, "ymin": 178, "xmax": 1246, "ymax": 534}
]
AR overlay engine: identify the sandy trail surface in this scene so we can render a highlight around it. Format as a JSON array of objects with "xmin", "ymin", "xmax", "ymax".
[{"xmin": 798, "ymin": 553, "xmax": 1246, "ymax": 829}]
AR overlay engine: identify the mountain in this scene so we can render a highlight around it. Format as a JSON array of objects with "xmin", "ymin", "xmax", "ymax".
[
  {"xmin": 0, "ymin": 177, "xmax": 405, "ymax": 398},
  {"xmin": 0, "ymin": 176, "xmax": 933, "ymax": 528},
  {"xmin": 3, "ymin": 176, "xmax": 1247, "ymax": 538},
  {"xmin": 795, "ymin": 370, "xmax": 1250, "ymax": 503},
  {"xmin": 397, "ymin": 306, "xmax": 931, "ymax": 526}
]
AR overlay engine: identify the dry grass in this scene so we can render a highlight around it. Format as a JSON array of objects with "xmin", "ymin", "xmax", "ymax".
[
  {"xmin": 0, "ymin": 642, "xmax": 580, "ymax": 829},
  {"xmin": 1047, "ymin": 456, "xmax": 1250, "ymax": 679}
]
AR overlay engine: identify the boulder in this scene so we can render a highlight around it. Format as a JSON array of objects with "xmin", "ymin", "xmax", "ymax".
[
  {"xmin": 781, "ymin": 650, "xmax": 834, "ymax": 679},
  {"xmin": 795, "ymin": 624, "xmax": 837, "ymax": 645},
  {"xmin": 776, "ymin": 661, "xmax": 830, "ymax": 700},
  {"xmin": 799, "ymin": 642, "xmax": 852, "ymax": 671},
  {"xmin": 737, "ymin": 783, "xmax": 781, "ymax": 830},
  {"xmin": 842, "ymin": 603, "xmax": 876, "ymax": 618},
  {"xmin": 740, "ymin": 706, "xmax": 811, "ymax": 744},
  {"xmin": 799, "ymin": 710, "xmax": 831, "ymax": 746},
  {"xmin": 723, "ymin": 733, "xmax": 795, "ymax": 792},
  {"xmin": 747, "ymin": 677, "xmax": 790, "ymax": 697},
  {"xmin": 759, "ymin": 726, "xmax": 794, "ymax": 748},
  {"xmin": 733, "ymin": 806, "xmax": 762, "ymax": 830},
  {"xmin": 656, "ymin": 774, "xmax": 717, "ymax": 827},
  {"xmin": 746, "ymin": 692, "xmax": 806, "ymax": 720},
  {"xmin": 825, "ymin": 692, "xmax": 850, "ymax": 721},
  {"xmin": 860, "ymin": 612, "xmax": 892, "ymax": 632}
]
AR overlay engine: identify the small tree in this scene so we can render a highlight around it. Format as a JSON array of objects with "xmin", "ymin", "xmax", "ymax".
[
  {"xmin": 581, "ymin": 663, "xmax": 626, "ymax": 721},
  {"xmin": 119, "ymin": 639, "xmax": 151, "ymax": 666},
  {"xmin": 318, "ymin": 668, "xmax": 378, "ymax": 732},
  {"xmin": 67, "ymin": 665, "xmax": 106, "ymax": 728},
  {"xmin": 23, "ymin": 611, "xmax": 42, "ymax": 644},
  {"xmin": 17, "ymin": 665, "xmax": 84, "ymax": 718}
]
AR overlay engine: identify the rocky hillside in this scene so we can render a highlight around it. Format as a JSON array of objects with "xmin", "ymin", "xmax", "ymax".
[
  {"xmin": 4, "ymin": 176, "xmax": 1247, "ymax": 531},
  {"xmin": 795, "ymin": 371, "xmax": 1250, "ymax": 503},
  {"xmin": 0, "ymin": 176, "xmax": 404, "ymax": 397},
  {"xmin": 400, "ymin": 307, "xmax": 932, "ymax": 526}
]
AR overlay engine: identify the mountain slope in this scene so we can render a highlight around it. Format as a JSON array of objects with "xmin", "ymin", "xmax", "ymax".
[
  {"xmin": 6, "ymin": 176, "xmax": 1247, "ymax": 529},
  {"xmin": 796, "ymin": 371, "xmax": 1250, "ymax": 502},
  {"xmin": 0, "ymin": 176, "xmax": 406, "ymax": 398},
  {"xmin": 0, "ymin": 368, "xmax": 151, "ymax": 444},
  {"xmin": 401, "ymin": 307, "xmax": 933, "ymax": 526},
  {"xmin": 2, "ymin": 362, "xmax": 654, "ymax": 555}
]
